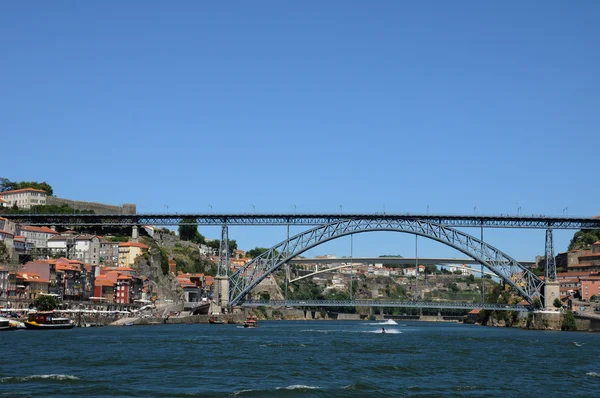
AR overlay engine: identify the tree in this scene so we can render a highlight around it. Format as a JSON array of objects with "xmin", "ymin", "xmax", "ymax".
[
  {"xmin": 553, "ymin": 298, "xmax": 563, "ymax": 309},
  {"xmin": 0, "ymin": 178, "xmax": 54, "ymax": 196},
  {"xmin": 247, "ymin": 247, "xmax": 270, "ymax": 259},
  {"xmin": 568, "ymin": 229, "xmax": 600, "ymax": 251},
  {"xmin": 533, "ymin": 298, "xmax": 542, "ymax": 309},
  {"xmin": 0, "ymin": 241, "xmax": 10, "ymax": 263},
  {"xmin": 561, "ymin": 310, "xmax": 577, "ymax": 331},
  {"xmin": 206, "ymin": 238, "xmax": 237, "ymax": 256},
  {"xmin": 179, "ymin": 218, "xmax": 198, "ymax": 241},
  {"xmin": 425, "ymin": 264, "xmax": 437, "ymax": 275},
  {"xmin": 34, "ymin": 295, "xmax": 58, "ymax": 311}
]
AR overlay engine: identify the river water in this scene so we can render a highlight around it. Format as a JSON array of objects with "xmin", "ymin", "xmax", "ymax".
[{"xmin": 1, "ymin": 321, "xmax": 599, "ymax": 397}]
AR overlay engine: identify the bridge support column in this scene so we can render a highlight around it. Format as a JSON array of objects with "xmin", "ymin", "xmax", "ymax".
[
  {"xmin": 218, "ymin": 224, "xmax": 229, "ymax": 277},
  {"xmin": 132, "ymin": 226, "xmax": 139, "ymax": 241},
  {"xmin": 544, "ymin": 228, "xmax": 558, "ymax": 309}
]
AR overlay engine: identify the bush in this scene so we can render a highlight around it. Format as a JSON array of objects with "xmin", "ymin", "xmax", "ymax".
[{"xmin": 561, "ymin": 311, "xmax": 577, "ymax": 331}]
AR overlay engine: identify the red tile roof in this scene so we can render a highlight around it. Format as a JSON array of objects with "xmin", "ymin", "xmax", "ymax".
[
  {"xmin": 20, "ymin": 226, "xmax": 59, "ymax": 234},
  {"xmin": 0, "ymin": 188, "xmax": 46, "ymax": 195},
  {"xmin": 119, "ymin": 242, "xmax": 149, "ymax": 249}
]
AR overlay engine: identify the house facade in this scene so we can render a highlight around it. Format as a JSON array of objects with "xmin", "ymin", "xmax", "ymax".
[{"xmin": 0, "ymin": 188, "xmax": 47, "ymax": 209}]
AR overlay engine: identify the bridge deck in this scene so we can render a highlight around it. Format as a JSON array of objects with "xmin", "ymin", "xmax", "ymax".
[{"xmin": 3, "ymin": 212, "xmax": 599, "ymax": 229}]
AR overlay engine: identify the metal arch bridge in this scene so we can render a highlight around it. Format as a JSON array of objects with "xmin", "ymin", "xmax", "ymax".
[
  {"xmin": 3, "ymin": 212, "xmax": 600, "ymax": 229},
  {"xmin": 228, "ymin": 218, "xmax": 544, "ymax": 306},
  {"xmin": 242, "ymin": 300, "xmax": 530, "ymax": 312}
]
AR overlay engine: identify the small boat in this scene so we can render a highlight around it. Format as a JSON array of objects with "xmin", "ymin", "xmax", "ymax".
[
  {"xmin": 0, "ymin": 316, "xmax": 13, "ymax": 331},
  {"xmin": 209, "ymin": 317, "xmax": 224, "ymax": 324},
  {"xmin": 24, "ymin": 312, "xmax": 75, "ymax": 330},
  {"xmin": 124, "ymin": 322, "xmax": 134, "ymax": 327},
  {"xmin": 243, "ymin": 315, "xmax": 258, "ymax": 328}
]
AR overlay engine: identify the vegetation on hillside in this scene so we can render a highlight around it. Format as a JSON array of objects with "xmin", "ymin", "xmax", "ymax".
[
  {"xmin": 0, "ymin": 203, "xmax": 94, "ymax": 215},
  {"xmin": 0, "ymin": 241, "xmax": 10, "ymax": 263},
  {"xmin": 0, "ymin": 177, "xmax": 54, "ymax": 196},
  {"xmin": 568, "ymin": 230, "xmax": 600, "ymax": 251},
  {"xmin": 178, "ymin": 218, "xmax": 206, "ymax": 244}
]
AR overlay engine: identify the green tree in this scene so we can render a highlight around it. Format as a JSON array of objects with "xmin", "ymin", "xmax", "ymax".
[
  {"xmin": 34, "ymin": 295, "xmax": 58, "ymax": 311},
  {"xmin": 553, "ymin": 298, "xmax": 563, "ymax": 309},
  {"xmin": 561, "ymin": 310, "xmax": 577, "ymax": 331},
  {"xmin": 247, "ymin": 247, "xmax": 270, "ymax": 259},
  {"xmin": 0, "ymin": 241, "xmax": 10, "ymax": 263},
  {"xmin": 568, "ymin": 229, "xmax": 600, "ymax": 251},
  {"xmin": 178, "ymin": 218, "xmax": 198, "ymax": 241},
  {"xmin": 207, "ymin": 239, "xmax": 237, "ymax": 256},
  {"xmin": 533, "ymin": 298, "xmax": 542, "ymax": 309},
  {"xmin": 0, "ymin": 178, "xmax": 54, "ymax": 196}
]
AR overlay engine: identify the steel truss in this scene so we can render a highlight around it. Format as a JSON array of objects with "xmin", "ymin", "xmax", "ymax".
[
  {"xmin": 218, "ymin": 225, "xmax": 229, "ymax": 277},
  {"xmin": 545, "ymin": 229, "xmax": 557, "ymax": 281},
  {"xmin": 242, "ymin": 300, "xmax": 530, "ymax": 312},
  {"xmin": 3, "ymin": 213, "xmax": 600, "ymax": 229},
  {"xmin": 228, "ymin": 219, "xmax": 545, "ymax": 306}
]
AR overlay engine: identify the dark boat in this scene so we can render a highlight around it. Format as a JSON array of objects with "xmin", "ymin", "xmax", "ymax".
[
  {"xmin": 209, "ymin": 317, "xmax": 223, "ymax": 324},
  {"xmin": 24, "ymin": 311, "xmax": 75, "ymax": 330}
]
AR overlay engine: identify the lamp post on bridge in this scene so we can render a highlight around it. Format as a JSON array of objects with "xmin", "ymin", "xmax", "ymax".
[
  {"xmin": 563, "ymin": 207, "xmax": 568, "ymax": 217},
  {"xmin": 516, "ymin": 202, "xmax": 521, "ymax": 216}
]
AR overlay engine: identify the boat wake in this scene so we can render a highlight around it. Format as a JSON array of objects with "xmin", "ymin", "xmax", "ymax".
[
  {"xmin": 368, "ymin": 319, "xmax": 398, "ymax": 325},
  {"xmin": 366, "ymin": 328, "xmax": 402, "ymax": 334},
  {"xmin": 586, "ymin": 372, "xmax": 600, "ymax": 378},
  {"xmin": 0, "ymin": 374, "xmax": 80, "ymax": 383}
]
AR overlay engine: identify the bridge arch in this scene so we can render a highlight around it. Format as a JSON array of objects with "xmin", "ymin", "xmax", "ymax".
[{"xmin": 228, "ymin": 219, "xmax": 544, "ymax": 306}]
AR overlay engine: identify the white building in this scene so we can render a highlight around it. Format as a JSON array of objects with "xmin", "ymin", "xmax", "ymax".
[
  {"xmin": 48, "ymin": 234, "xmax": 101, "ymax": 266},
  {"xmin": 19, "ymin": 226, "xmax": 59, "ymax": 248},
  {"xmin": 404, "ymin": 267, "xmax": 416, "ymax": 277},
  {"xmin": 448, "ymin": 264, "xmax": 474, "ymax": 276},
  {"xmin": 0, "ymin": 188, "xmax": 47, "ymax": 209}
]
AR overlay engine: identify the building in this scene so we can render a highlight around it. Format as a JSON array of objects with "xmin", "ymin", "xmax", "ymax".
[
  {"xmin": 0, "ymin": 196, "xmax": 7, "ymax": 207},
  {"xmin": 47, "ymin": 234, "xmax": 101, "ymax": 265},
  {"xmin": 580, "ymin": 276, "xmax": 600, "ymax": 301},
  {"xmin": 17, "ymin": 272, "xmax": 49, "ymax": 300},
  {"xmin": 118, "ymin": 242, "xmax": 149, "ymax": 267},
  {"xmin": 99, "ymin": 238, "xmax": 119, "ymax": 266},
  {"xmin": 19, "ymin": 226, "xmax": 59, "ymax": 248},
  {"xmin": 0, "ymin": 188, "xmax": 47, "ymax": 209}
]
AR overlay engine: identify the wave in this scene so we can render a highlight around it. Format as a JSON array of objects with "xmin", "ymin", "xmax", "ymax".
[
  {"xmin": 232, "ymin": 385, "xmax": 320, "ymax": 396},
  {"xmin": 586, "ymin": 372, "xmax": 600, "ymax": 377},
  {"xmin": 0, "ymin": 374, "xmax": 80, "ymax": 383},
  {"xmin": 573, "ymin": 342, "xmax": 584, "ymax": 347},
  {"xmin": 277, "ymin": 385, "xmax": 320, "ymax": 390}
]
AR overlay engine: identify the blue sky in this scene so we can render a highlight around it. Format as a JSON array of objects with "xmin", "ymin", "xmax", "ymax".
[{"xmin": 2, "ymin": 1, "xmax": 599, "ymax": 260}]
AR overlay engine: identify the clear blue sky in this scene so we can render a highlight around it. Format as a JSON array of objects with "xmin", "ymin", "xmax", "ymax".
[{"xmin": 2, "ymin": 1, "xmax": 599, "ymax": 260}]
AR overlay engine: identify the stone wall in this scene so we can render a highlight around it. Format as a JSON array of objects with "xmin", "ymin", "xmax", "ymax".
[{"xmin": 46, "ymin": 197, "xmax": 136, "ymax": 214}]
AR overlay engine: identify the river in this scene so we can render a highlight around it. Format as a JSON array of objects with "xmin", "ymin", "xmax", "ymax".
[{"xmin": 1, "ymin": 321, "xmax": 599, "ymax": 397}]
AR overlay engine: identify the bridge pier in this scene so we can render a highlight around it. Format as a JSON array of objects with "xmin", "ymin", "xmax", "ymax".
[{"xmin": 544, "ymin": 280, "xmax": 560, "ymax": 309}]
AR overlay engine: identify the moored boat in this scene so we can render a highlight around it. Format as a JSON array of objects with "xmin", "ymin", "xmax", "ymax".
[
  {"xmin": 0, "ymin": 316, "xmax": 13, "ymax": 331},
  {"xmin": 243, "ymin": 315, "xmax": 258, "ymax": 328},
  {"xmin": 24, "ymin": 311, "xmax": 75, "ymax": 330},
  {"xmin": 209, "ymin": 316, "xmax": 224, "ymax": 324}
]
